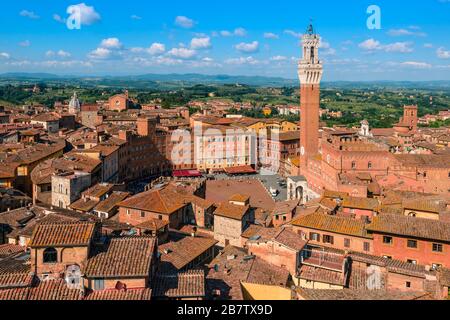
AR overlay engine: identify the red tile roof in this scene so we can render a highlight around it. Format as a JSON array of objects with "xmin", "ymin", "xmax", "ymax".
[
  {"xmin": 273, "ymin": 228, "xmax": 308, "ymax": 251},
  {"xmin": 367, "ymin": 214, "xmax": 450, "ymax": 242},
  {"xmin": 223, "ymin": 165, "xmax": 256, "ymax": 175},
  {"xmin": 214, "ymin": 202, "xmax": 250, "ymax": 221},
  {"xmin": 0, "ymin": 287, "xmax": 30, "ymax": 300},
  {"xmin": 159, "ymin": 236, "xmax": 218, "ymax": 271},
  {"xmin": 118, "ymin": 185, "xmax": 187, "ymax": 215},
  {"xmin": 27, "ymin": 279, "xmax": 82, "ymax": 300},
  {"xmin": 0, "ymin": 244, "xmax": 25, "ymax": 258},
  {"xmin": 292, "ymin": 212, "xmax": 371, "ymax": 238},
  {"xmin": 85, "ymin": 237, "xmax": 156, "ymax": 278},
  {"xmin": 29, "ymin": 221, "xmax": 97, "ymax": 248},
  {"xmin": 85, "ymin": 288, "xmax": 152, "ymax": 300},
  {"xmin": 152, "ymin": 270, "xmax": 205, "ymax": 299}
]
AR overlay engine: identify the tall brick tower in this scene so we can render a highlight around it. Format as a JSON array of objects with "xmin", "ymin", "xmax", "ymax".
[{"xmin": 298, "ymin": 23, "xmax": 323, "ymax": 173}]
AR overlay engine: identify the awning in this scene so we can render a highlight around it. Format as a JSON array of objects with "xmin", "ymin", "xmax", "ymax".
[
  {"xmin": 223, "ymin": 165, "xmax": 257, "ymax": 175},
  {"xmin": 172, "ymin": 170, "xmax": 203, "ymax": 178}
]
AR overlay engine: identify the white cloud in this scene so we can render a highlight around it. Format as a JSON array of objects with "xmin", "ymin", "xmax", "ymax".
[
  {"xmin": 168, "ymin": 47, "xmax": 197, "ymax": 59},
  {"xmin": 131, "ymin": 15, "xmax": 142, "ymax": 20},
  {"xmin": 235, "ymin": 41, "xmax": 259, "ymax": 53},
  {"xmin": 46, "ymin": 50, "xmax": 70, "ymax": 58},
  {"xmin": 322, "ymin": 48, "xmax": 336, "ymax": 56},
  {"xmin": 152, "ymin": 56, "xmax": 183, "ymax": 66},
  {"xmin": 57, "ymin": 50, "xmax": 72, "ymax": 58},
  {"xmin": 388, "ymin": 28, "xmax": 426, "ymax": 37},
  {"xmin": 400, "ymin": 61, "xmax": 432, "ymax": 68},
  {"xmin": 39, "ymin": 60, "xmax": 93, "ymax": 68},
  {"xmin": 0, "ymin": 52, "xmax": 10, "ymax": 59},
  {"xmin": 234, "ymin": 28, "xmax": 247, "ymax": 37},
  {"xmin": 264, "ymin": 32, "xmax": 279, "ymax": 39},
  {"xmin": 424, "ymin": 43, "xmax": 433, "ymax": 48},
  {"xmin": 270, "ymin": 55, "xmax": 287, "ymax": 61},
  {"xmin": 53, "ymin": 14, "xmax": 65, "ymax": 23},
  {"xmin": 319, "ymin": 41, "xmax": 331, "ymax": 49},
  {"xmin": 225, "ymin": 56, "xmax": 261, "ymax": 65},
  {"xmin": 284, "ymin": 30, "xmax": 301, "ymax": 38},
  {"xmin": 384, "ymin": 42, "xmax": 414, "ymax": 53},
  {"xmin": 88, "ymin": 37, "xmax": 124, "ymax": 60},
  {"xmin": 359, "ymin": 38, "xmax": 382, "ymax": 51},
  {"xmin": 319, "ymin": 40, "xmax": 336, "ymax": 55},
  {"xmin": 220, "ymin": 30, "xmax": 233, "ymax": 37},
  {"xmin": 19, "ymin": 40, "xmax": 31, "ymax": 47},
  {"xmin": 359, "ymin": 38, "xmax": 413, "ymax": 53},
  {"xmin": 220, "ymin": 28, "xmax": 247, "ymax": 37},
  {"xmin": 190, "ymin": 37, "xmax": 211, "ymax": 50},
  {"xmin": 100, "ymin": 38, "xmax": 123, "ymax": 49},
  {"xmin": 437, "ymin": 47, "xmax": 450, "ymax": 59},
  {"xmin": 88, "ymin": 47, "xmax": 113, "ymax": 60},
  {"xmin": 148, "ymin": 43, "xmax": 166, "ymax": 55},
  {"xmin": 66, "ymin": 3, "xmax": 101, "ymax": 26},
  {"xmin": 175, "ymin": 16, "xmax": 195, "ymax": 28},
  {"xmin": 20, "ymin": 10, "xmax": 39, "ymax": 19}
]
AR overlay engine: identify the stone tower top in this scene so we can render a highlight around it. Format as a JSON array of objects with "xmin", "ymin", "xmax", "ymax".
[{"xmin": 298, "ymin": 23, "xmax": 323, "ymax": 85}]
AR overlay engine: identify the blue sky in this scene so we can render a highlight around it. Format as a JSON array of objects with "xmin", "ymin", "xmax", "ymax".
[{"xmin": 1, "ymin": 0, "xmax": 450, "ymax": 80}]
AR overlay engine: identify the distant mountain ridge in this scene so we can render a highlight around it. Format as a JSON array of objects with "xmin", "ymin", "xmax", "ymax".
[{"xmin": 1, "ymin": 72, "xmax": 450, "ymax": 89}]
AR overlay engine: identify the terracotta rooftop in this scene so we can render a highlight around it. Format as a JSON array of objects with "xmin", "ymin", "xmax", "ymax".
[
  {"xmin": 152, "ymin": 270, "xmax": 205, "ymax": 299},
  {"xmin": 323, "ymin": 190, "xmax": 349, "ymax": 199},
  {"xmin": 298, "ymin": 265, "xmax": 345, "ymax": 286},
  {"xmin": 0, "ymin": 244, "xmax": 26, "ymax": 259},
  {"xmin": 273, "ymin": 228, "xmax": 308, "ymax": 251},
  {"xmin": 27, "ymin": 279, "xmax": 82, "ymax": 300},
  {"xmin": 297, "ymin": 288, "xmax": 433, "ymax": 300},
  {"xmin": 82, "ymin": 183, "xmax": 115, "ymax": 199},
  {"xmin": 241, "ymin": 224, "xmax": 279, "ymax": 240},
  {"xmin": 342, "ymin": 197, "xmax": 379, "ymax": 211},
  {"xmin": 278, "ymin": 130, "xmax": 300, "ymax": 142},
  {"xmin": 229, "ymin": 193, "xmax": 250, "ymax": 203},
  {"xmin": 118, "ymin": 184, "xmax": 187, "ymax": 215},
  {"xmin": 403, "ymin": 199, "xmax": 446, "ymax": 214},
  {"xmin": 367, "ymin": 214, "xmax": 450, "ymax": 242},
  {"xmin": 206, "ymin": 246, "xmax": 290, "ymax": 300},
  {"xmin": 206, "ymin": 179, "xmax": 275, "ymax": 212},
  {"xmin": 31, "ymin": 113, "xmax": 60, "ymax": 123},
  {"xmin": 136, "ymin": 218, "xmax": 169, "ymax": 232},
  {"xmin": 0, "ymin": 254, "xmax": 33, "ymax": 290},
  {"xmin": 159, "ymin": 236, "xmax": 218, "ymax": 271},
  {"xmin": 272, "ymin": 200, "xmax": 299, "ymax": 216},
  {"xmin": 69, "ymin": 198, "xmax": 99, "ymax": 212},
  {"xmin": 29, "ymin": 221, "xmax": 97, "ymax": 248},
  {"xmin": 291, "ymin": 212, "xmax": 371, "ymax": 239},
  {"xmin": 394, "ymin": 154, "xmax": 450, "ymax": 168},
  {"xmin": 0, "ymin": 139, "xmax": 65, "ymax": 165},
  {"xmin": 85, "ymin": 288, "xmax": 152, "ymax": 300},
  {"xmin": 223, "ymin": 165, "xmax": 257, "ymax": 175},
  {"xmin": 93, "ymin": 191, "xmax": 130, "ymax": 214},
  {"xmin": 214, "ymin": 202, "xmax": 250, "ymax": 221},
  {"xmin": 85, "ymin": 237, "xmax": 156, "ymax": 278}
]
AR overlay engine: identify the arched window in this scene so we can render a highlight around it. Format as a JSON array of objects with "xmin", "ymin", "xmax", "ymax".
[
  {"xmin": 368, "ymin": 162, "xmax": 373, "ymax": 169},
  {"xmin": 351, "ymin": 161, "xmax": 356, "ymax": 169},
  {"xmin": 43, "ymin": 248, "xmax": 58, "ymax": 264}
]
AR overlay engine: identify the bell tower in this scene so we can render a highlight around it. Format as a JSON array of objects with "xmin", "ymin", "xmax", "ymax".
[{"xmin": 298, "ymin": 23, "xmax": 323, "ymax": 172}]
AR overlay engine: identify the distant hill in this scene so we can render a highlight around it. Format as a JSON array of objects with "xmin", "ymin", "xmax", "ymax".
[
  {"xmin": 0, "ymin": 72, "xmax": 297, "ymax": 87},
  {"xmin": 0, "ymin": 73, "xmax": 450, "ymax": 90}
]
